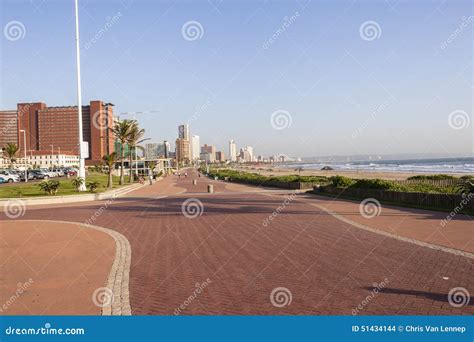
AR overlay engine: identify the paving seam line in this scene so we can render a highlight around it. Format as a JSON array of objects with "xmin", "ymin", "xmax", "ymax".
[
  {"xmin": 260, "ymin": 193, "xmax": 474, "ymax": 260},
  {"xmin": 12, "ymin": 219, "xmax": 132, "ymax": 315}
]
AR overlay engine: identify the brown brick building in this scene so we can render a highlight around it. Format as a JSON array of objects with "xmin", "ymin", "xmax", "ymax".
[
  {"xmin": 0, "ymin": 110, "xmax": 19, "ymax": 148},
  {"xmin": 175, "ymin": 138, "xmax": 190, "ymax": 164},
  {"xmin": 0, "ymin": 101, "xmax": 114, "ymax": 165}
]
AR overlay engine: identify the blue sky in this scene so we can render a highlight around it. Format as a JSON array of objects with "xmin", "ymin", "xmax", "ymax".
[{"xmin": 0, "ymin": 0, "xmax": 472, "ymax": 158}]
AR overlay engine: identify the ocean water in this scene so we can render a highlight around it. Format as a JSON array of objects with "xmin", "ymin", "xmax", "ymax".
[{"xmin": 281, "ymin": 158, "xmax": 474, "ymax": 174}]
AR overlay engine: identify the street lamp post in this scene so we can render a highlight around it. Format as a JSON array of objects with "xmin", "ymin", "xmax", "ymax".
[
  {"xmin": 19, "ymin": 129, "xmax": 27, "ymax": 182},
  {"xmin": 50, "ymin": 144, "xmax": 54, "ymax": 168},
  {"xmin": 74, "ymin": 0, "xmax": 86, "ymax": 191}
]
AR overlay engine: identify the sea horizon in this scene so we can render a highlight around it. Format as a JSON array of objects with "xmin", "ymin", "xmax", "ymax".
[{"xmin": 279, "ymin": 156, "xmax": 474, "ymax": 174}]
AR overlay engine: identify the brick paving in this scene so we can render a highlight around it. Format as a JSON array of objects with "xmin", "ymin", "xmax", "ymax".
[
  {"xmin": 0, "ymin": 221, "xmax": 115, "ymax": 315},
  {"xmin": 1, "ymin": 169, "xmax": 472, "ymax": 315}
]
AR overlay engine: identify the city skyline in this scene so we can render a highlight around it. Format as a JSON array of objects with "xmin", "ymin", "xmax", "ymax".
[{"xmin": 1, "ymin": 1, "xmax": 471, "ymax": 158}]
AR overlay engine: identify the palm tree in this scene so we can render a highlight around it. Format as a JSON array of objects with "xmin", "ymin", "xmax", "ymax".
[
  {"xmin": 110, "ymin": 120, "xmax": 134, "ymax": 185},
  {"xmin": 102, "ymin": 152, "xmax": 116, "ymax": 189},
  {"xmin": 3, "ymin": 143, "xmax": 19, "ymax": 168},
  {"xmin": 126, "ymin": 121, "xmax": 146, "ymax": 183}
]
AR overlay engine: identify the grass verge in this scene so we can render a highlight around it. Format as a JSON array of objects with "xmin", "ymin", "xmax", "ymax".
[{"xmin": 0, "ymin": 173, "xmax": 128, "ymax": 198}]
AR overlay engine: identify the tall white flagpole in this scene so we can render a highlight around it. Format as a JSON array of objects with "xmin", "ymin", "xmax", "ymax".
[{"xmin": 74, "ymin": 0, "xmax": 86, "ymax": 190}]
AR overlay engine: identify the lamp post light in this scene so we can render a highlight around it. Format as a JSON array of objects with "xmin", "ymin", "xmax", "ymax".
[
  {"xmin": 74, "ymin": 0, "xmax": 86, "ymax": 190},
  {"xmin": 50, "ymin": 144, "xmax": 54, "ymax": 168},
  {"xmin": 19, "ymin": 129, "xmax": 27, "ymax": 182},
  {"xmin": 133, "ymin": 138, "xmax": 151, "ymax": 179}
]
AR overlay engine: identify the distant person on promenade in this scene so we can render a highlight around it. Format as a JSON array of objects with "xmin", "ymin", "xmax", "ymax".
[
  {"xmin": 178, "ymin": 173, "xmax": 181, "ymax": 179},
  {"xmin": 184, "ymin": 172, "xmax": 188, "ymax": 178}
]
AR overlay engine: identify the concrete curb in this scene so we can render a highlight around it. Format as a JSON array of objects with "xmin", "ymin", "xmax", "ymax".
[
  {"xmin": 0, "ymin": 183, "xmax": 144, "ymax": 207},
  {"xmin": 13, "ymin": 220, "xmax": 133, "ymax": 315}
]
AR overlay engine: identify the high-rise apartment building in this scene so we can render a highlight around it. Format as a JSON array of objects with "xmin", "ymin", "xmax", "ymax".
[
  {"xmin": 0, "ymin": 101, "xmax": 115, "ymax": 165},
  {"xmin": 200, "ymin": 144, "xmax": 216, "ymax": 163},
  {"xmin": 240, "ymin": 146, "xmax": 254, "ymax": 162},
  {"xmin": 229, "ymin": 139, "xmax": 237, "ymax": 162},
  {"xmin": 145, "ymin": 141, "xmax": 171, "ymax": 159},
  {"xmin": 201, "ymin": 144, "xmax": 216, "ymax": 155},
  {"xmin": 178, "ymin": 124, "xmax": 190, "ymax": 141},
  {"xmin": 175, "ymin": 138, "xmax": 190, "ymax": 164},
  {"xmin": 191, "ymin": 135, "xmax": 200, "ymax": 160},
  {"xmin": 0, "ymin": 110, "xmax": 19, "ymax": 148},
  {"xmin": 216, "ymin": 151, "xmax": 225, "ymax": 162}
]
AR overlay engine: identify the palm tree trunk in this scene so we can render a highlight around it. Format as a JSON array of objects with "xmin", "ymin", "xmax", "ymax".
[
  {"xmin": 129, "ymin": 147, "xmax": 133, "ymax": 183},
  {"xmin": 119, "ymin": 145, "xmax": 125, "ymax": 185},
  {"xmin": 108, "ymin": 171, "xmax": 113, "ymax": 189}
]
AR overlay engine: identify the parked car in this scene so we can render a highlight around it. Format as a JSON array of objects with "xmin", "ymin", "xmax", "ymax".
[
  {"xmin": 40, "ymin": 168, "xmax": 57, "ymax": 178},
  {"xmin": 52, "ymin": 168, "xmax": 64, "ymax": 177},
  {"xmin": 0, "ymin": 170, "xmax": 20, "ymax": 183},
  {"xmin": 19, "ymin": 171, "xmax": 34, "ymax": 182},
  {"xmin": 30, "ymin": 170, "xmax": 48, "ymax": 180},
  {"xmin": 64, "ymin": 168, "xmax": 77, "ymax": 176}
]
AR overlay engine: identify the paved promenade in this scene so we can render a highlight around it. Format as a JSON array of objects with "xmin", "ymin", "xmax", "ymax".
[
  {"xmin": 1, "ymin": 169, "xmax": 472, "ymax": 315},
  {"xmin": 0, "ymin": 221, "xmax": 115, "ymax": 314}
]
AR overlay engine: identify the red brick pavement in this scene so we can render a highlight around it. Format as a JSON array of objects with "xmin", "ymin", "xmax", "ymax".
[{"xmin": 2, "ymin": 169, "xmax": 472, "ymax": 315}]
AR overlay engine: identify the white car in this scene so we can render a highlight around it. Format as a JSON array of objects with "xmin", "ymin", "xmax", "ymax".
[
  {"xmin": 40, "ymin": 168, "xmax": 58, "ymax": 178},
  {"xmin": 0, "ymin": 170, "xmax": 20, "ymax": 183}
]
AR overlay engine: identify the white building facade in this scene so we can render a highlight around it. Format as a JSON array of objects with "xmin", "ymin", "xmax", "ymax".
[
  {"xmin": 229, "ymin": 139, "xmax": 237, "ymax": 162},
  {"xmin": 29, "ymin": 152, "xmax": 79, "ymax": 168},
  {"xmin": 191, "ymin": 135, "xmax": 200, "ymax": 160}
]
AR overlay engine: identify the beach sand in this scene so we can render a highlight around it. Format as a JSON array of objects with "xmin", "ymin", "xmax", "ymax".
[{"xmin": 236, "ymin": 165, "xmax": 469, "ymax": 180}]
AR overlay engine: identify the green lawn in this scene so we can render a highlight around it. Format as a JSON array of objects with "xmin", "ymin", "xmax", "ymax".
[{"xmin": 0, "ymin": 172, "xmax": 128, "ymax": 198}]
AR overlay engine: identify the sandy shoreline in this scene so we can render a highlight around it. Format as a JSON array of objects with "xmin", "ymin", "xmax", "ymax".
[{"xmin": 236, "ymin": 166, "xmax": 470, "ymax": 180}]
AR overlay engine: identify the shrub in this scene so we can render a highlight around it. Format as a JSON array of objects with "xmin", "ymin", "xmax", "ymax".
[
  {"xmin": 350, "ymin": 179, "xmax": 404, "ymax": 191},
  {"xmin": 87, "ymin": 181, "xmax": 100, "ymax": 193},
  {"xmin": 71, "ymin": 177, "xmax": 85, "ymax": 192},
  {"xmin": 407, "ymin": 174, "xmax": 456, "ymax": 180},
  {"xmin": 456, "ymin": 180, "xmax": 474, "ymax": 195},
  {"xmin": 329, "ymin": 175, "xmax": 354, "ymax": 187},
  {"xmin": 38, "ymin": 180, "xmax": 60, "ymax": 196}
]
